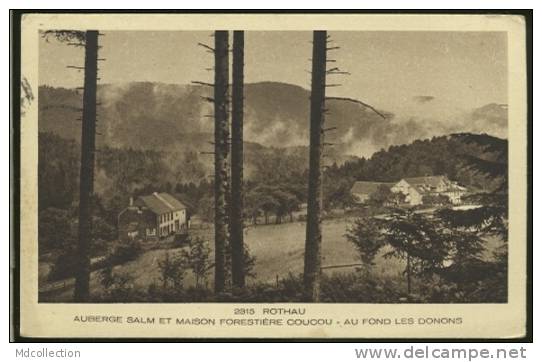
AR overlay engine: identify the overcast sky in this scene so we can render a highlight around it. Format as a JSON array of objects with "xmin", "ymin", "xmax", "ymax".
[{"xmin": 39, "ymin": 31, "xmax": 507, "ymax": 115}]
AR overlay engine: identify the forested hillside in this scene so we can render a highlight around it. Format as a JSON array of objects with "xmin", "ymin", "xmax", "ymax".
[
  {"xmin": 326, "ymin": 133, "xmax": 507, "ymax": 191},
  {"xmin": 39, "ymin": 132, "xmax": 311, "ymax": 210},
  {"xmin": 39, "ymin": 130, "xmax": 507, "ymax": 219}
]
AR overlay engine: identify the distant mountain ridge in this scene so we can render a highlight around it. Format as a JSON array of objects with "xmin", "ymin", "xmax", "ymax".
[{"xmin": 38, "ymin": 81, "xmax": 507, "ymax": 159}]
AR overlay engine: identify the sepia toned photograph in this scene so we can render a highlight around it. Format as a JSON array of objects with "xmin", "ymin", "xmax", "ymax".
[{"xmin": 15, "ymin": 12, "xmax": 529, "ymax": 339}]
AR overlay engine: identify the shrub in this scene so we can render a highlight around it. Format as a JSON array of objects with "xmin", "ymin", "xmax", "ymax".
[
  {"xmin": 181, "ymin": 237, "xmax": 211, "ymax": 288},
  {"xmin": 39, "ymin": 207, "xmax": 75, "ymax": 252},
  {"xmin": 319, "ymin": 272, "xmax": 403, "ymax": 303},
  {"xmin": 345, "ymin": 217, "xmax": 384, "ymax": 272},
  {"xmin": 107, "ymin": 240, "xmax": 142, "ymax": 265},
  {"xmin": 157, "ymin": 251, "xmax": 187, "ymax": 289},
  {"xmin": 48, "ymin": 247, "xmax": 78, "ymax": 281}
]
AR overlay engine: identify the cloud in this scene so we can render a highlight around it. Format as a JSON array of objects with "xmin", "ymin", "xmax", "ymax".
[
  {"xmin": 462, "ymin": 103, "xmax": 508, "ymax": 139},
  {"xmin": 90, "ymin": 82, "xmax": 507, "ymax": 159},
  {"xmin": 412, "ymin": 95, "xmax": 435, "ymax": 104},
  {"xmin": 335, "ymin": 101, "xmax": 508, "ymax": 158}
]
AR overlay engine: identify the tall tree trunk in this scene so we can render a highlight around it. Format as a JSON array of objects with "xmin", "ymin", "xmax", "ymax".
[
  {"xmin": 231, "ymin": 30, "xmax": 245, "ymax": 289},
  {"xmin": 303, "ymin": 31, "xmax": 327, "ymax": 302},
  {"xmin": 214, "ymin": 30, "xmax": 229, "ymax": 294},
  {"xmin": 74, "ymin": 30, "xmax": 99, "ymax": 302}
]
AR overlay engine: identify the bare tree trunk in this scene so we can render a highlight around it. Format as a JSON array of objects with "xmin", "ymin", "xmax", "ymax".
[
  {"xmin": 74, "ymin": 30, "xmax": 99, "ymax": 302},
  {"xmin": 303, "ymin": 31, "xmax": 327, "ymax": 302},
  {"xmin": 231, "ymin": 30, "xmax": 245, "ymax": 289},
  {"xmin": 214, "ymin": 30, "xmax": 229, "ymax": 294}
]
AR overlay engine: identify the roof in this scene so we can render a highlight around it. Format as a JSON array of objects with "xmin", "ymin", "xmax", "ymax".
[
  {"xmin": 135, "ymin": 192, "xmax": 187, "ymax": 215},
  {"xmin": 408, "ymin": 184, "xmax": 425, "ymax": 195},
  {"xmin": 403, "ymin": 175, "xmax": 448, "ymax": 187},
  {"xmin": 172, "ymin": 193, "xmax": 197, "ymax": 213},
  {"xmin": 351, "ymin": 181, "xmax": 394, "ymax": 195}
]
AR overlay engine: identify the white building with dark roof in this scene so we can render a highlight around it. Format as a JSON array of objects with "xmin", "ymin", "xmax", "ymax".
[
  {"xmin": 351, "ymin": 175, "xmax": 468, "ymax": 207},
  {"xmin": 118, "ymin": 192, "xmax": 188, "ymax": 242},
  {"xmin": 392, "ymin": 175, "xmax": 467, "ymax": 205}
]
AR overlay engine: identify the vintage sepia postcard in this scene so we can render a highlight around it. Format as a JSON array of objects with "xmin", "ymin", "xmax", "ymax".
[{"xmin": 14, "ymin": 12, "xmax": 530, "ymax": 339}]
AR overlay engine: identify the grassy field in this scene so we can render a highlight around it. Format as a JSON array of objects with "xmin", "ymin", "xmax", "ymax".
[
  {"xmin": 41, "ymin": 217, "xmax": 504, "ymax": 301},
  {"xmin": 233, "ymin": 218, "xmax": 405, "ymax": 283}
]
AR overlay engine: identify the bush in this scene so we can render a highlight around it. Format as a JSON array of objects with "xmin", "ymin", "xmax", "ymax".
[
  {"xmin": 157, "ymin": 251, "xmax": 187, "ymax": 289},
  {"xmin": 320, "ymin": 272, "xmax": 403, "ymax": 303},
  {"xmin": 424, "ymin": 258, "xmax": 507, "ymax": 303},
  {"xmin": 48, "ymin": 240, "xmax": 141, "ymax": 282},
  {"xmin": 89, "ymin": 266, "xmax": 505, "ymax": 303},
  {"xmin": 39, "ymin": 207, "xmax": 75, "ymax": 252},
  {"xmin": 144, "ymin": 284, "xmax": 214, "ymax": 302},
  {"xmin": 345, "ymin": 217, "xmax": 384, "ymax": 272},
  {"xmin": 181, "ymin": 237, "xmax": 211, "ymax": 288},
  {"xmin": 107, "ymin": 240, "xmax": 142, "ymax": 265},
  {"xmin": 48, "ymin": 247, "xmax": 78, "ymax": 281}
]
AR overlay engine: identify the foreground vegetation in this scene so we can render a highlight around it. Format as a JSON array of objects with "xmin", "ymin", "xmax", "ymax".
[
  {"xmin": 89, "ymin": 264, "xmax": 506, "ymax": 304},
  {"xmin": 40, "ymin": 212, "xmax": 506, "ymax": 304}
]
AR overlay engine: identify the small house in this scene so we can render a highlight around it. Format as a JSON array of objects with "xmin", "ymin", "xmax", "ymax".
[
  {"xmin": 351, "ymin": 175, "xmax": 468, "ymax": 207},
  {"xmin": 393, "ymin": 175, "xmax": 467, "ymax": 206},
  {"xmin": 118, "ymin": 192, "xmax": 188, "ymax": 242},
  {"xmin": 391, "ymin": 179, "xmax": 424, "ymax": 206}
]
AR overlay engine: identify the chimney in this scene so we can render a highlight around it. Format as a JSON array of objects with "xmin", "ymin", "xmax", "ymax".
[{"xmin": 129, "ymin": 197, "xmax": 133, "ymax": 206}]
